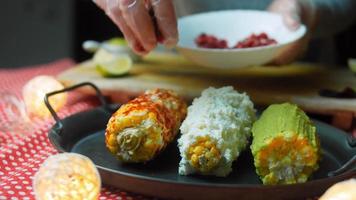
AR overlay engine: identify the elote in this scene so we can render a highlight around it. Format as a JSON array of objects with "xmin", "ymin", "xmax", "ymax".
[
  {"xmin": 178, "ymin": 86, "xmax": 256, "ymax": 176},
  {"xmin": 251, "ymin": 103, "xmax": 321, "ymax": 185},
  {"xmin": 105, "ymin": 89, "xmax": 187, "ymax": 162}
]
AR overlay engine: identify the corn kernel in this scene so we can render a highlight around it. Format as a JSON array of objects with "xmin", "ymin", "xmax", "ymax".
[
  {"xmin": 193, "ymin": 146, "xmax": 204, "ymax": 155},
  {"xmin": 205, "ymin": 141, "xmax": 213, "ymax": 148},
  {"xmin": 186, "ymin": 136, "xmax": 221, "ymax": 173},
  {"xmin": 257, "ymin": 134, "xmax": 319, "ymax": 185},
  {"xmin": 191, "ymin": 154, "xmax": 198, "ymax": 164}
]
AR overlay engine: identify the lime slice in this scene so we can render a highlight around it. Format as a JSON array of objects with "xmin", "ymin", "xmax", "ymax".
[
  {"xmin": 348, "ymin": 58, "xmax": 356, "ymax": 73},
  {"xmin": 93, "ymin": 49, "xmax": 132, "ymax": 77}
]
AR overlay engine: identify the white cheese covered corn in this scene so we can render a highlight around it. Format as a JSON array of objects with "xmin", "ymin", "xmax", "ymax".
[{"xmin": 178, "ymin": 86, "xmax": 256, "ymax": 176}]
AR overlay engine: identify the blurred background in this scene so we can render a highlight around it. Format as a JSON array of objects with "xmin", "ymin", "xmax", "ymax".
[
  {"xmin": 0, "ymin": 0, "xmax": 121, "ymax": 68},
  {"xmin": 0, "ymin": 0, "xmax": 355, "ymax": 68}
]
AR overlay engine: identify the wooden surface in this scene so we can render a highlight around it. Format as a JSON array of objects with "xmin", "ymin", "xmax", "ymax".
[{"xmin": 58, "ymin": 52, "xmax": 356, "ymax": 117}]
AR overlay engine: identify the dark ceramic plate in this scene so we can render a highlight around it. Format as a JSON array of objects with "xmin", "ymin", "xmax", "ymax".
[{"xmin": 45, "ymin": 83, "xmax": 356, "ymax": 200}]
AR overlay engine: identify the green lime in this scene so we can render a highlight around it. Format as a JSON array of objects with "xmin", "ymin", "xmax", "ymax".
[
  {"xmin": 104, "ymin": 37, "xmax": 141, "ymax": 62},
  {"xmin": 106, "ymin": 37, "xmax": 128, "ymax": 46},
  {"xmin": 348, "ymin": 58, "xmax": 356, "ymax": 73},
  {"xmin": 93, "ymin": 49, "xmax": 132, "ymax": 77}
]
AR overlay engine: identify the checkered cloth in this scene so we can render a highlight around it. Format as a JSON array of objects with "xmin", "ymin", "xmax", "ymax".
[{"xmin": 0, "ymin": 59, "xmax": 152, "ymax": 200}]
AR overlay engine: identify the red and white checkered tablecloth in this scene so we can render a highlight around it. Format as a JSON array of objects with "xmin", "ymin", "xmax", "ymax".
[{"xmin": 0, "ymin": 59, "xmax": 152, "ymax": 200}]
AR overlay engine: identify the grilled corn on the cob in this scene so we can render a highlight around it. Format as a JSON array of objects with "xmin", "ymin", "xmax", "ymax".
[
  {"xmin": 105, "ymin": 89, "xmax": 187, "ymax": 162},
  {"xmin": 178, "ymin": 86, "xmax": 256, "ymax": 176},
  {"xmin": 251, "ymin": 103, "xmax": 321, "ymax": 185}
]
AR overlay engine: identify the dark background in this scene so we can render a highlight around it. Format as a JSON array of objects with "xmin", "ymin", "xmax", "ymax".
[
  {"xmin": 0, "ymin": 0, "xmax": 122, "ymax": 68},
  {"xmin": 0, "ymin": 0, "xmax": 355, "ymax": 68}
]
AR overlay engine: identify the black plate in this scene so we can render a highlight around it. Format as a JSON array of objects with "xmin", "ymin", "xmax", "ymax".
[{"xmin": 46, "ymin": 83, "xmax": 356, "ymax": 200}]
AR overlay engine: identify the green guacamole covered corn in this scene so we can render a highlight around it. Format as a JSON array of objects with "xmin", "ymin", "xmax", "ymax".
[{"xmin": 251, "ymin": 103, "xmax": 321, "ymax": 185}]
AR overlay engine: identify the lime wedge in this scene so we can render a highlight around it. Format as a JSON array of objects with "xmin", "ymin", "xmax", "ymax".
[
  {"xmin": 93, "ymin": 49, "xmax": 132, "ymax": 77},
  {"xmin": 348, "ymin": 58, "xmax": 356, "ymax": 73}
]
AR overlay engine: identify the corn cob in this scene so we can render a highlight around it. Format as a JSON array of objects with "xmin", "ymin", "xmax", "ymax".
[
  {"xmin": 105, "ymin": 89, "xmax": 187, "ymax": 162},
  {"xmin": 251, "ymin": 103, "xmax": 321, "ymax": 185},
  {"xmin": 178, "ymin": 86, "xmax": 256, "ymax": 176}
]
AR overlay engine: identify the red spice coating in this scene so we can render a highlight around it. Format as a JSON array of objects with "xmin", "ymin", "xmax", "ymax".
[{"xmin": 106, "ymin": 89, "xmax": 187, "ymax": 152}]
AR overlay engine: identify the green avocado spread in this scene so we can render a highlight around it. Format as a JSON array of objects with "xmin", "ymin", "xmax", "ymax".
[{"xmin": 251, "ymin": 103, "xmax": 318, "ymax": 155}]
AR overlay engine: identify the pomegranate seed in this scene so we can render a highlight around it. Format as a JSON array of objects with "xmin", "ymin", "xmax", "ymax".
[{"xmin": 195, "ymin": 32, "xmax": 277, "ymax": 49}]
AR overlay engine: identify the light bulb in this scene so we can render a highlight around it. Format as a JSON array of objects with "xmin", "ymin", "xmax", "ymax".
[
  {"xmin": 33, "ymin": 153, "xmax": 101, "ymax": 200},
  {"xmin": 22, "ymin": 75, "xmax": 67, "ymax": 118}
]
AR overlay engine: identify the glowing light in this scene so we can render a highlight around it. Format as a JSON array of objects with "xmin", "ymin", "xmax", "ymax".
[
  {"xmin": 33, "ymin": 153, "xmax": 101, "ymax": 200},
  {"xmin": 320, "ymin": 179, "xmax": 356, "ymax": 200},
  {"xmin": 22, "ymin": 75, "xmax": 67, "ymax": 118}
]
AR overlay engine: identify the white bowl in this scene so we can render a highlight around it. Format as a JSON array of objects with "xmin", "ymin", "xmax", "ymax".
[{"xmin": 176, "ymin": 10, "xmax": 306, "ymax": 69}]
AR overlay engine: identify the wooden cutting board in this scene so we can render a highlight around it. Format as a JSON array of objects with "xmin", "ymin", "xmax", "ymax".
[{"xmin": 58, "ymin": 52, "xmax": 356, "ymax": 125}]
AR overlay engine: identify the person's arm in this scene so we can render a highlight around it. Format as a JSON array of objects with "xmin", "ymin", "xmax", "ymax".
[
  {"xmin": 268, "ymin": 0, "xmax": 356, "ymax": 64},
  {"xmin": 268, "ymin": 0, "xmax": 356, "ymax": 37}
]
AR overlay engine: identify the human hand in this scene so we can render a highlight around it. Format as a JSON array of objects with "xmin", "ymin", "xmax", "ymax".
[
  {"xmin": 268, "ymin": 0, "xmax": 317, "ymax": 65},
  {"xmin": 94, "ymin": 0, "xmax": 178, "ymax": 55}
]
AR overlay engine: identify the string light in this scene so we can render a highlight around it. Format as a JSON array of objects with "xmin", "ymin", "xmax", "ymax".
[
  {"xmin": 22, "ymin": 75, "xmax": 67, "ymax": 118},
  {"xmin": 319, "ymin": 179, "xmax": 356, "ymax": 200},
  {"xmin": 33, "ymin": 153, "xmax": 101, "ymax": 200}
]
